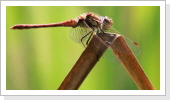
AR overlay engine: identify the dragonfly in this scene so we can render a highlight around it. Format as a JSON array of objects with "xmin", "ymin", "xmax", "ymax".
[{"xmin": 10, "ymin": 12, "xmax": 141, "ymax": 63}]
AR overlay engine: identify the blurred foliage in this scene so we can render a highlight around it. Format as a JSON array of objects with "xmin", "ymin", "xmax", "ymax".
[{"xmin": 6, "ymin": 6, "xmax": 160, "ymax": 90}]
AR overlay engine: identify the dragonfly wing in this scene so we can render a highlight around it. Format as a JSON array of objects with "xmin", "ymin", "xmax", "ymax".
[
  {"xmin": 102, "ymin": 23, "xmax": 141, "ymax": 56},
  {"xmin": 69, "ymin": 26, "xmax": 92, "ymax": 46},
  {"xmin": 102, "ymin": 47, "xmax": 120, "ymax": 63},
  {"xmin": 124, "ymin": 37, "xmax": 141, "ymax": 56}
]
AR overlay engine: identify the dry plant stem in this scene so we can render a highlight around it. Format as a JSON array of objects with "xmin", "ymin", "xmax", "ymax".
[
  {"xmin": 110, "ymin": 34, "xmax": 155, "ymax": 90},
  {"xmin": 58, "ymin": 32, "xmax": 116, "ymax": 90}
]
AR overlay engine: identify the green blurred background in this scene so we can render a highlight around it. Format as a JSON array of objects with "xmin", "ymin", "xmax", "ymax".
[{"xmin": 6, "ymin": 6, "xmax": 160, "ymax": 90}]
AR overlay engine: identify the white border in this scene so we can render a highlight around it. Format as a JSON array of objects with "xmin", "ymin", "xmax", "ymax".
[
  {"xmin": 0, "ymin": 96, "xmax": 4, "ymax": 100},
  {"xmin": 167, "ymin": 0, "xmax": 170, "ymax": 4},
  {"xmin": 0, "ymin": 1, "xmax": 166, "ymax": 6},
  {"xmin": 1, "ymin": 1, "xmax": 165, "ymax": 95}
]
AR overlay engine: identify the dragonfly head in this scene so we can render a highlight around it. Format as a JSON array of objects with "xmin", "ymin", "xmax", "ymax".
[{"xmin": 101, "ymin": 16, "xmax": 113, "ymax": 31}]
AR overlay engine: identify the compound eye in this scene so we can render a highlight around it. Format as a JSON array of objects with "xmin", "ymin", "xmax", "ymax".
[
  {"xmin": 102, "ymin": 17, "xmax": 113, "ymax": 30},
  {"xmin": 104, "ymin": 17, "xmax": 113, "ymax": 26}
]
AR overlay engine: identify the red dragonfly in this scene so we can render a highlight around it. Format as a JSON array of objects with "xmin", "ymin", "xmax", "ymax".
[{"xmin": 10, "ymin": 12, "xmax": 141, "ymax": 63}]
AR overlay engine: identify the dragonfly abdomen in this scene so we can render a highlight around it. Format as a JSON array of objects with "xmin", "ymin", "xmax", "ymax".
[{"xmin": 10, "ymin": 19, "xmax": 77, "ymax": 29}]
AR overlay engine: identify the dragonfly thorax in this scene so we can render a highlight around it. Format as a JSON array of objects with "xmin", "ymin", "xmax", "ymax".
[{"xmin": 76, "ymin": 12, "xmax": 113, "ymax": 32}]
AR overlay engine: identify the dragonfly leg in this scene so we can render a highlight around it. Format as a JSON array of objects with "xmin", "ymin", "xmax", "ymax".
[
  {"xmin": 81, "ymin": 20, "xmax": 96, "ymax": 46},
  {"xmin": 80, "ymin": 31, "xmax": 93, "ymax": 47},
  {"xmin": 86, "ymin": 32, "xmax": 93, "ymax": 45},
  {"xmin": 97, "ymin": 23, "xmax": 105, "ymax": 33}
]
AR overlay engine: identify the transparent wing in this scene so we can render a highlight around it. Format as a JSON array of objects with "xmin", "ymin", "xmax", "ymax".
[
  {"xmin": 95, "ymin": 20, "xmax": 141, "ymax": 63},
  {"xmin": 108, "ymin": 27, "xmax": 141, "ymax": 56},
  {"xmin": 102, "ymin": 47, "xmax": 120, "ymax": 64},
  {"xmin": 101, "ymin": 21, "xmax": 141, "ymax": 56},
  {"xmin": 69, "ymin": 26, "xmax": 93, "ymax": 47}
]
